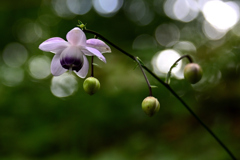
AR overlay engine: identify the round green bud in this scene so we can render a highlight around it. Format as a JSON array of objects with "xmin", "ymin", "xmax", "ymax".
[
  {"xmin": 184, "ymin": 63, "xmax": 203, "ymax": 84},
  {"xmin": 83, "ymin": 77, "xmax": 100, "ymax": 95},
  {"xmin": 79, "ymin": 24, "xmax": 85, "ymax": 29},
  {"xmin": 141, "ymin": 96, "xmax": 160, "ymax": 117}
]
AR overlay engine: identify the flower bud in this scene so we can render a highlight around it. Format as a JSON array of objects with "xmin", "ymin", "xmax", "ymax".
[
  {"xmin": 184, "ymin": 63, "xmax": 203, "ymax": 84},
  {"xmin": 142, "ymin": 96, "xmax": 160, "ymax": 117},
  {"xmin": 79, "ymin": 24, "xmax": 85, "ymax": 29},
  {"xmin": 83, "ymin": 77, "xmax": 100, "ymax": 95}
]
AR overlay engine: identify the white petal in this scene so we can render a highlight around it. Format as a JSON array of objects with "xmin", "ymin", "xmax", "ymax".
[
  {"xmin": 39, "ymin": 37, "xmax": 69, "ymax": 53},
  {"xmin": 86, "ymin": 39, "xmax": 111, "ymax": 53},
  {"xmin": 82, "ymin": 47, "xmax": 106, "ymax": 63},
  {"xmin": 75, "ymin": 55, "xmax": 89, "ymax": 78},
  {"xmin": 51, "ymin": 54, "xmax": 67, "ymax": 76},
  {"xmin": 60, "ymin": 46, "xmax": 83, "ymax": 62},
  {"xmin": 66, "ymin": 27, "xmax": 86, "ymax": 46}
]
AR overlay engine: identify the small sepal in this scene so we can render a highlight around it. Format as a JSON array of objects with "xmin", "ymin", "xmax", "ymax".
[
  {"xmin": 142, "ymin": 96, "xmax": 160, "ymax": 117},
  {"xmin": 77, "ymin": 20, "xmax": 87, "ymax": 30},
  {"xmin": 83, "ymin": 77, "xmax": 100, "ymax": 95},
  {"xmin": 184, "ymin": 63, "xmax": 203, "ymax": 84}
]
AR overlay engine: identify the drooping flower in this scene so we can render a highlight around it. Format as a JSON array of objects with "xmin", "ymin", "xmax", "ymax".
[{"xmin": 39, "ymin": 27, "xmax": 111, "ymax": 78}]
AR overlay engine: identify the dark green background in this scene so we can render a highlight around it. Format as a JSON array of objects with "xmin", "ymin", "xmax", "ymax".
[{"xmin": 0, "ymin": 0, "xmax": 239, "ymax": 159}]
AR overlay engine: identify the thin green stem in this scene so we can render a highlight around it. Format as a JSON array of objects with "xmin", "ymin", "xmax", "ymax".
[
  {"xmin": 142, "ymin": 66, "xmax": 236, "ymax": 160},
  {"xmin": 83, "ymin": 28, "xmax": 237, "ymax": 160},
  {"xmin": 91, "ymin": 56, "xmax": 94, "ymax": 77},
  {"xmin": 166, "ymin": 55, "xmax": 193, "ymax": 84},
  {"xmin": 90, "ymin": 35, "xmax": 99, "ymax": 77},
  {"xmin": 83, "ymin": 29, "xmax": 135, "ymax": 60},
  {"xmin": 135, "ymin": 57, "xmax": 152, "ymax": 96}
]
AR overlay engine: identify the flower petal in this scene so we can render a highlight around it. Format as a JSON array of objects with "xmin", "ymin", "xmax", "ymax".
[
  {"xmin": 86, "ymin": 39, "xmax": 111, "ymax": 53},
  {"xmin": 39, "ymin": 37, "xmax": 69, "ymax": 53},
  {"xmin": 51, "ymin": 54, "xmax": 67, "ymax": 76},
  {"xmin": 75, "ymin": 55, "xmax": 89, "ymax": 78},
  {"xmin": 66, "ymin": 27, "xmax": 86, "ymax": 46},
  {"xmin": 82, "ymin": 47, "xmax": 106, "ymax": 63},
  {"xmin": 60, "ymin": 46, "xmax": 84, "ymax": 71},
  {"xmin": 60, "ymin": 46, "xmax": 83, "ymax": 63}
]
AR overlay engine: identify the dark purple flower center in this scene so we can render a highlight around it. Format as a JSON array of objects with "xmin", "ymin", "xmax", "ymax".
[{"xmin": 60, "ymin": 56, "xmax": 83, "ymax": 72}]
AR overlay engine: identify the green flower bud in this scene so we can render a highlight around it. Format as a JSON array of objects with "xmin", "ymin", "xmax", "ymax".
[
  {"xmin": 79, "ymin": 24, "xmax": 85, "ymax": 29},
  {"xmin": 142, "ymin": 96, "xmax": 160, "ymax": 117},
  {"xmin": 184, "ymin": 63, "xmax": 203, "ymax": 84},
  {"xmin": 83, "ymin": 77, "xmax": 100, "ymax": 95}
]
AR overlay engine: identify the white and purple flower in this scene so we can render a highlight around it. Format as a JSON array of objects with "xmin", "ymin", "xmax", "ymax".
[{"xmin": 39, "ymin": 27, "xmax": 111, "ymax": 78}]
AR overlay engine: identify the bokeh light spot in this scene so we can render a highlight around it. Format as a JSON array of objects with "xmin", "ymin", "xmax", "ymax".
[
  {"xmin": 202, "ymin": 1, "xmax": 239, "ymax": 31},
  {"xmin": 124, "ymin": 0, "xmax": 154, "ymax": 25},
  {"xmin": 1, "ymin": 66, "xmax": 24, "ymax": 87},
  {"xmin": 52, "ymin": 0, "xmax": 74, "ymax": 18},
  {"xmin": 28, "ymin": 55, "xmax": 51, "ymax": 79},
  {"xmin": 3, "ymin": 43, "xmax": 28, "ymax": 68},
  {"xmin": 173, "ymin": 41, "xmax": 196, "ymax": 53},
  {"xmin": 202, "ymin": 21, "xmax": 227, "ymax": 40},
  {"xmin": 67, "ymin": 0, "xmax": 92, "ymax": 15},
  {"xmin": 164, "ymin": 0, "xmax": 199, "ymax": 22},
  {"xmin": 174, "ymin": 0, "xmax": 189, "ymax": 20},
  {"xmin": 152, "ymin": 49, "xmax": 183, "ymax": 79},
  {"xmin": 132, "ymin": 34, "xmax": 157, "ymax": 50},
  {"xmin": 17, "ymin": 21, "xmax": 42, "ymax": 43},
  {"xmin": 155, "ymin": 23, "xmax": 180, "ymax": 47},
  {"xmin": 51, "ymin": 73, "xmax": 78, "ymax": 98},
  {"xmin": 93, "ymin": 0, "xmax": 123, "ymax": 17},
  {"xmin": 164, "ymin": 0, "xmax": 177, "ymax": 19}
]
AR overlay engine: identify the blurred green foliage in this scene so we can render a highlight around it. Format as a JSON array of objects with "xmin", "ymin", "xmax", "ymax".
[{"xmin": 0, "ymin": 0, "xmax": 240, "ymax": 159}]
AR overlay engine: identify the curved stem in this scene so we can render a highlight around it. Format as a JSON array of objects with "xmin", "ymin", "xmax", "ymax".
[
  {"xmin": 142, "ymin": 66, "xmax": 236, "ymax": 160},
  {"xmin": 135, "ymin": 57, "xmax": 152, "ymax": 96},
  {"xmin": 83, "ymin": 28, "xmax": 237, "ymax": 160},
  {"xmin": 166, "ymin": 55, "xmax": 193, "ymax": 84},
  {"xmin": 83, "ymin": 29, "xmax": 135, "ymax": 60}
]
